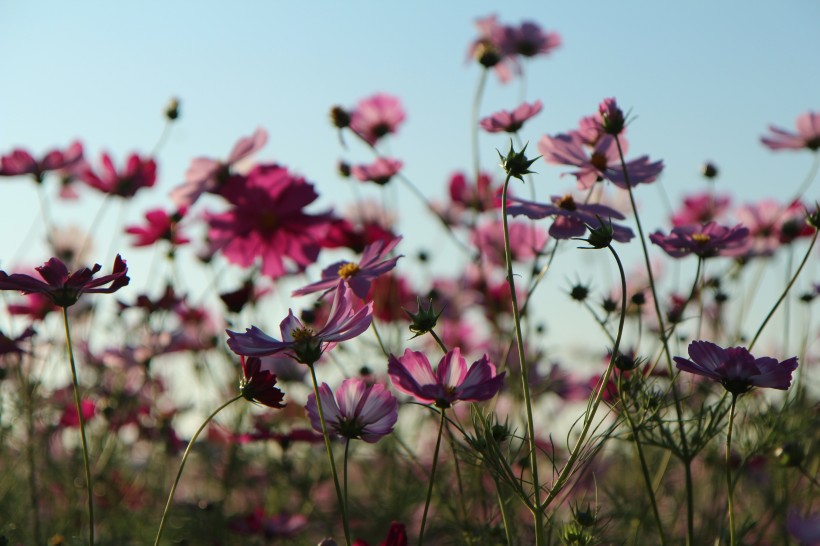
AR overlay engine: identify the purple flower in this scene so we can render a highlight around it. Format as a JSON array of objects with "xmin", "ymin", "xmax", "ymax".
[
  {"xmin": 227, "ymin": 282, "xmax": 372, "ymax": 365},
  {"xmin": 670, "ymin": 192, "xmax": 731, "ymax": 226},
  {"xmin": 649, "ymin": 222, "xmax": 750, "ymax": 258},
  {"xmin": 306, "ymin": 378, "xmax": 398, "ymax": 443},
  {"xmin": 761, "ymin": 111, "xmax": 820, "ymax": 152},
  {"xmin": 480, "ymin": 100, "xmax": 543, "ymax": 133},
  {"xmin": 349, "ymin": 93, "xmax": 406, "ymax": 146},
  {"xmin": 239, "ymin": 356, "xmax": 286, "ymax": 409},
  {"xmin": 293, "ymin": 237, "xmax": 403, "ymax": 299},
  {"xmin": 673, "ymin": 340, "xmax": 798, "ymax": 395},
  {"xmin": 388, "ymin": 347, "xmax": 505, "ymax": 408},
  {"xmin": 508, "ymin": 194, "xmax": 634, "ymax": 242},
  {"xmin": 0, "ymin": 255, "xmax": 129, "ymax": 307},
  {"xmin": 504, "ymin": 21, "xmax": 561, "ymax": 58},
  {"xmin": 350, "ymin": 157, "xmax": 403, "ymax": 185}
]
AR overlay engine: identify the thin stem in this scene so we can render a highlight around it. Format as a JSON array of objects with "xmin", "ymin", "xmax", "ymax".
[
  {"xmin": 749, "ymin": 230, "xmax": 817, "ymax": 351},
  {"xmin": 429, "ymin": 328, "xmax": 448, "ymax": 354},
  {"xmin": 471, "ymin": 68, "xmax": 489, "ymax": 187},
  {"xmin": 344, "ymin": 439, "xmax": 351, "ymax": 513},
  {"xmin": 418, "ymin": 409, "xmax": 446, "ymax": 546},
  {"xmin": 153, "ymin": 395, "xmax": 242, "ymax": 546},
  {"xmin": 501, "ymin": 173, "xmax": 544, "ymax": 543},
  {"xmin": 495, "ymin": 479, "xmax": 514, "ymax": 546},
  {"xmin": 726, "ymin": 394, "xmax": 738, "ymax": 546},
  {"xmin": 370, "ymin": 321, "xmax": 389, "ymax": 357},
  {"xmin": 62, "ymin": 307, "xmax": 94, "ymax": 546},
  {"xmin": 309, "ymin": 365, "xmax": 351, "ymax": 546}
]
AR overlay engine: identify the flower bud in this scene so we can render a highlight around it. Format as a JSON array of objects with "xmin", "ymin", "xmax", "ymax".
[
  {"xmin": 701, "ymin": 161, "xmax": 719, "ymax": 179},
  {"xmin": 598, "ymin": 97, "xmax": 626, "ymax": 136},
  {"xmin": 329, "ymin": 106, "xmax": 350, "ymax": 129},
  {"xmin": 404, "ymin": 297, "xmax": 442, "ymax": 338},
  {"xmin": 497, "ymin": 141, "xmax": 540, "ymax": 181},
  {"xmin": 164, "ymin": 97, "xmax": 180, "ymax": 121}
]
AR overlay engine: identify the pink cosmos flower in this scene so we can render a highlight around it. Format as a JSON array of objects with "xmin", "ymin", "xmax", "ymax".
[
  {"xmin": 504, "ymin": 21, "xmax": 561, "ymax": 58},
  {"xmin": 388, "ymin": 347, "xmax": 505, "ymax": 408},
  {"xmin": 79, "ymin": 152, "xmax": 156, "ymax": 197},
  {"xmin": 448, "ymin": 170, "xmax": 501, "ymax": 212},
  {"xmin": 649, "ymin": 222, "xmax": 750, "ymax": 258},
  {"xmin": 238, "ymin": 356, "xmax": 286, "ymax": 409},
  {"xmin": 349, "ymin": 93, "xmax": 406, "ymax": 146},
  {"xmin": 7, "ymin": 292, "xmax": 59, "ymax": 321},
  {"xmin": 466, "ymin": 15, "xmax": 513, "ymax": 81},
  {"xmin": 0, "ymin": 255, "xmax": 129, "ymax": 307},
  {"xmin": 125, "ymin": 207, "xmax": 189, "ymax": 247},
  {"xmin": 59, "ymin": 398, "xmax": 97, "ymax": 428},
  {"xmin": 674, "ymin": 340, "xmax": 798, "ymax": 395},
  {"xmin": 472, "ymin": 218, "xmax": 548, "ymax": 266},
  {"xmin": 538, "ymin": 133, "xmax": 663, "ymax": 190},
  {"xmin": 734, "ymin": 199, "xmax": 812, "ymax": 256},
  {"xmin": 293, "ymin": 237, "xmax": 402, "ymax": 299},
  {"xmin": 170, "ymin": 127, "xmax": 268, "ymax": 207},
  {"xmin": 306, "ymin": 378, "xmax": 398, "ymax": 443},
  {"xmin": 761, "ymin": 111, "xmax": 820, "ymax": 151},
  {"xmin": 480, "ymin": 100, "xmax": 543, "ymax": 133},
  {"xmin": 227, "ymin": 282, "xmax": 372, "ymax": 365},
  {"xmin": 350, "ymin": 157, "xmax": 403, "ymax": 185},
  {"xmin": 508, "ymin": 194, "xmax": 634, "ymax": 242},
  {"xmin": 670, "ymin": 193, "xmax": 731, "ymax": 226},
  {"xmin": 0, "ymin": 141, "xmax": 84, "ymax": 182},
  {"xmin": 207, "ymin": 163, "xmax": 332, "ymax": 279}
]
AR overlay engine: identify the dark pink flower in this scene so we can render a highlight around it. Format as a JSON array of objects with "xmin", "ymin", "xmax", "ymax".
[
  {"xmin": 448, "ymin": 170, "xmax": 501, "ymax": 212},
  {"xmin": 480, "ymin": 100, "xmax": 543, "ymax": 133},
  {"xmin": 207, "ymin": 163, "xmax": 332, "ymax": 279},
  {"xmin": 59, "ymin": 398, "xmax": 96, "ymax": 428},
  {"xmin": 0, "ymin": 255, "xmax": 129, "ymax": 307},
  {"xmin": 79, "ymin": 152, "xmax": 156, "ymax": 197},
  {"xmin": 170, "ymin": 127, "xmax": 268, "ymax": 206},
  {"xmin": 388, "ymin": 347, "xmax": 505, "ymax": 408},
  {"xmin": 504, "ymin": 21, "xmax": 561, "ymax": 58},
  {"xmin": 349, "ymin": 94, "xmax": 406, "ymax": 146},
  {"xmin": 649, "ymin": 222, "xmax": 750, "ymax": 258},
  {"xmin": 7, "ymin": 292, "xmax": 58, "ymax": 321},
  {"xmin": 674, "ymin": 340, "xmax": 798, "ymax": 395},
  {"xmin": 761, "ymin": 111, "xmax": 820, "ymax": 151},
  {"xmin": 596, "ymin": 98, "xmax": 626, "ymax": 136},
  {"xmin": 508, "ymin": 194, "xmax": 634, "ymax": 242},
  {"xmin": 350, "ymin": 157, "xmax": 403, "ymax": 185},
  {"xmin": 306, "ymin": 378, "xmax": 398, "ymax": 443},
  {"xmin": 293, "ymin": 237, "xmax": 402, "ymax": 299},
  {"xmin": 239, "ymin": 356, "xmax": 286, "ymax": 409},
  {"xmin": 227, "ymin": 282, "xmax": 372, "ymax": 365},
  {"xmin": 0, "ymin": 141, "xmax": 84, "ymax": 182},
  {"xmin": 353, "ymin": 522, "xmax": 408, "ymax": 546},
  {"xmin": 125, "ymin": 207, "xmax": 189, "ymax": 247},
  {"xmin": 670, "ymin": 192, "xmax": 731, "ymax": 226}
]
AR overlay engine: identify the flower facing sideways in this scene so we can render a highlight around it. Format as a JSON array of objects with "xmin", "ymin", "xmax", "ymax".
[
  {"xmin": 761, "ymin": 111, "xmax": 820, "ymax": 152},
  {"xmin": 238, "ymin": 356, "xmax": 286, "ymax": 409},
  {"xmin": 674, "ymin": 340, "xmax": 798, "ymax": 395},
  {"xmin": 388, "ymin": 347, "xmax": 505, "ymax": 408},
  {"xmin": 649, "ymin": 222, "xmax": 749, "ymax": 258},
  {"xmin": 306, "ymin": 378, "xmax": 398, "ymax": 443}
]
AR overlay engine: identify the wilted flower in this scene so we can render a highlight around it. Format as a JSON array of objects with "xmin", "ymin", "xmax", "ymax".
[
  {"xmin": 306, "ymin": 378, "xmax": 398, "ymax": 442},
  {"xmin": 761, "ymin": 111, "xmax": 820, "ymax": 151}
]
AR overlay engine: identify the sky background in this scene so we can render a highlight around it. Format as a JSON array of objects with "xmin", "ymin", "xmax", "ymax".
[{"xmin": 1, "ymin": 0, "xmax": 818, "ymax": 366}]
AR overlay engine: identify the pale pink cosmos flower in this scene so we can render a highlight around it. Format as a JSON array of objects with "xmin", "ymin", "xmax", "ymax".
[
  {"xmin": 306, "ymin": 378, "xmax": 398, "ymax": 443},
  {"xmin": 292, "ymin": 237, "xmax": 402, "ymax": 299},
  {"xmin": 471, "ymin": 218, "xmax": 548, "ymax": 266},
  {"xmin": 0, "ymin": 141, "xmax": 84, "ymax": 182},
  {"xmin": 733, "ymin": 199, "xmax": 810, "ymax": 256},
  {"xmin": 508, "ymin": 194, "xmax": 634, "ymax": 242},
  {"xmin": 761, "ymin": 111, "xmax": 820, "ymax": 151},
  {"xmin": 650, "ymin": 222, "xmax": 750, "ymax": 258},
  {"xmin": 466, "ymin": 14, "xmax": 513, "ymax": 81},
  {"xmin": 350, "ymin": 157, "xmax": 403, "ymax": 185},
  {"xmin": 388, "ymin": 347, "xmax": 505, "ymax": 408},
  {"xmin": 227, "ymin": 282, "xmax": 372, "ymax": 365},
  {"xmin": 79, "ymin": 152, "xmax": 157, "ymax": 198},
  {"xmin": 349, "ymin": 93, "xmax": 406, "ymax": 146},
  {"xmin": 170, "ymin": 127, "xmax": 268, "ymax": 206},
  {"xmin": 480, "ymin": 100, "xmax": 543, "ymax": 133}
]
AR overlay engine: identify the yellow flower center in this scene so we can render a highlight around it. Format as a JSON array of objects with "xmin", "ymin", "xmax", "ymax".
[
  {"xmin": 692, "ymin": 233, "xmax": 711, "ymax": 245},
  {"xmin": 337, "ymin": 262, "xmax": 360, "ymax": 279},
  {"xmin": 290, "ymin": 326, "xmax": 315, "ymax": 342}
]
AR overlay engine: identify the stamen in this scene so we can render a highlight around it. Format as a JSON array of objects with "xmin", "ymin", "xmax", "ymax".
[{"xmin": 338, "ymin": 262, "xmax": 361, "ymax": 279}]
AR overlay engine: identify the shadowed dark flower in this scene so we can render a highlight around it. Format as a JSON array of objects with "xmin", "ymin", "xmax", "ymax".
[
  {"xmin": 306, "ymin": 378, "xmax": 398, "ymax": 443},
  {"xmin": 649, "ymin": 222, "xmax": 749, "ymax": 258},
  {"xmin": 761, "ymin": 111, "xmax": 820, "ymax": 152},
  {"xmin": 79, "ymin": 152, "xmax": 156, "ymax": 197},
  {"xmin": 238, "ymin": 356, "xmax": 286, "ymax": 409},
  {"xmin": 0, "ymin": 141, "xmax": 84, "ymax": 183},
  {"xmin": 508, "ymin": 194, "xmax": 634, "ymax": 242}
]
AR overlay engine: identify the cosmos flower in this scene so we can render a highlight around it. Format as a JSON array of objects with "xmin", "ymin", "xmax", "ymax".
[
  {"xmin": 0, "ymin": 255, "xmax": 129, "ymax": 307},
  {"xmin": 350, "ymin": 157, "xmax": 403, "ymax": 185},
  {"xmin": 649, "ymin": 222, "xmax": 750, "ymax": 258},
  {"xmin": 761, "ymin": 111, "xmax": 820, "ymax": 152},
  {"xmin": 293, "ymin": 237, "xmax": 402, "ymax": 299},
  {"xmin": 670, "ymin": 193, "xmax": 731, "ymax": 226},
  {"xmin": 673, "ymin": 340, "xmax": 798, "ymax": 395},
  {"xmin": 479, "ymin": 100, "xmax": 543, "ymax": 133},
  {"xmin": 79, "ymin": 152, "xmax": 157, "ymax": 198},
  {"xmin": 305, "ymin": 378, "xmax": 398, "ymax": 443},
  {"xmin": 504, "ymin": 21, "xmax": 561, "ymax": 58},
  {"xmin": 227, "ymin": 282, "xmax": 372, "ymax": 365},
  {"xmin": 0, "ymin": 141, "xmax": 84, "ymax": 182},
  {"xmin": 471, "ymin": 218, "xmax": 548, "ymax": 266},
  {"xmin": 238, "ymin": 356, "xmax": 286, "ymax": 409},
  {"xmin": 734, "ymin": 199, "xmax": 813, "ymax": 256},
  {"xmin": 507, "ymin": 194, "xmax": 634, "ymax": 242},
  {"xmin": 388, "ymin": 347, "xmax": 505, "ymax": 408},
  {"xmin": 349, "ymin": 93, "xmax": 406, "ymax": 146},
  {"xmin": 125, "ymin": 207, "xmax": 189, "ymax": 247}
]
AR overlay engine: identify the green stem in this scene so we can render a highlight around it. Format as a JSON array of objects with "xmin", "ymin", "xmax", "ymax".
[
  {"xmin": 429, "ymin": 328, "xmax": 448, "ymax": 354},
  {"xmin": 371, "ymin": 320, "xmax": 389, "ymax": 357},
  {"xmin": 501, "ymin": 173, "xmax": 544, "ymax": 543},
  {"xmin": 495, "ymin": 479, "xmax": 514, "ymax": 546},
  {"xmin": 309, "ymin": 365, "xmax": 351, "ymax": 546},
  {"xmin": 62, "ymin": 307, "xmax": 94, "ymax": 546},
  {"xmin": 344, "ymin": 439, "xmax": 350, "ymax": 513},
  {"xmin": 418, "ymin": 409, "xmax": 446, "ymax": 546},
  {"xmin": 726, "ymin": 395, "xmax": 738, "ymax": 546},
  {"xmin": 153, "ymin": 394, "xmax": 242, "ymax": 546}
]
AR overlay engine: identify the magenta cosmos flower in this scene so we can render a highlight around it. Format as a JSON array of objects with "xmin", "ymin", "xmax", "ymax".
[
  {"xmin": 670, "ymin": 192, "xmax": 731, "ymax": 226},
  {"xmin": 170, "ymin": 127, "xmax": 268, "ymax": 207},
  {"xmin": 227, "ymin": 282, "xmax": 372, "ymax": 365},
  {"xmin": 0, "ymin": 255, "xmax": 129, "ymax": 308},
  {"xmin": 350, "ymin": 157, "xmax": 403, "ymax": 185},
  {"xmin": 238, "ymin": 356, "xmax": 286, "ymax": 409},
  {"xmin": 207, "ymin": 163, "xmax": 333, "ymax": 279},
  {"xmin": 125, "ymin": 207, "xmax": 189, "ymax": 247},
  {"xmin": 349, "ymin": 93, "xmax": 406, "ymax": 146},
  {"xmin": 674, "ymin": 340, "xmax": 798, "ymax": 395},
  {"xmin": 480, "ymin": 100, "xmax": 543, "ymax": 133},
  {"xmin": 79, "ymin": 152, "xmax": 156, "ymax": 198},
  {"xmin": 388, "ymin": 347, "xmax": 505, "ymax": 408},
  {"xmin": 0, "ymin": 141, "xmax": 84, "ymax": 183},
  {"xmin": 306, "ymin": 378, "xmax": 398, "ymax": 443},
  {"xmin": 508, "ymin": 194, "xmax": 634, "ymax": 242},
  {"xmin": 292, "ymin": 237, "xmax": 402, "ymax": 299},
  {"xmin": 649, "ymin": 222, "xmax": 750, "ymax": 258},
  {"xmin": 761, "ymin": 111, "xmax": 820, "ymax": 152}
]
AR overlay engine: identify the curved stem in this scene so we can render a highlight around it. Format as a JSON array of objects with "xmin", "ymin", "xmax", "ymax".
[
  {"xmin": 308, "ymin": 365, "xmax": 351, "ymax": 546},
  {"xmin": 748, "ymin": 230, "xmax": 817, "ymax": 351},
  {"xmin": 726, "ymin": 394, "xmax": 738, "ymax": 546},
  {"xmin": 370, "ymin": 321, "xmax": 389, "ymax": 357},
  {"xmin": 153, "ymin": 394, "xmax": 242, "ymax": 546},
  {"xmin": 429, "ymin": 328, "xmax": 448, "ymax": 354},
  {"xmin": 418, "ymin": 409, "xmax": 446, "ymax": 546},
  {"xmin": 62, "ymin": 308, "xmax": 94, "ymax": 546}
]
